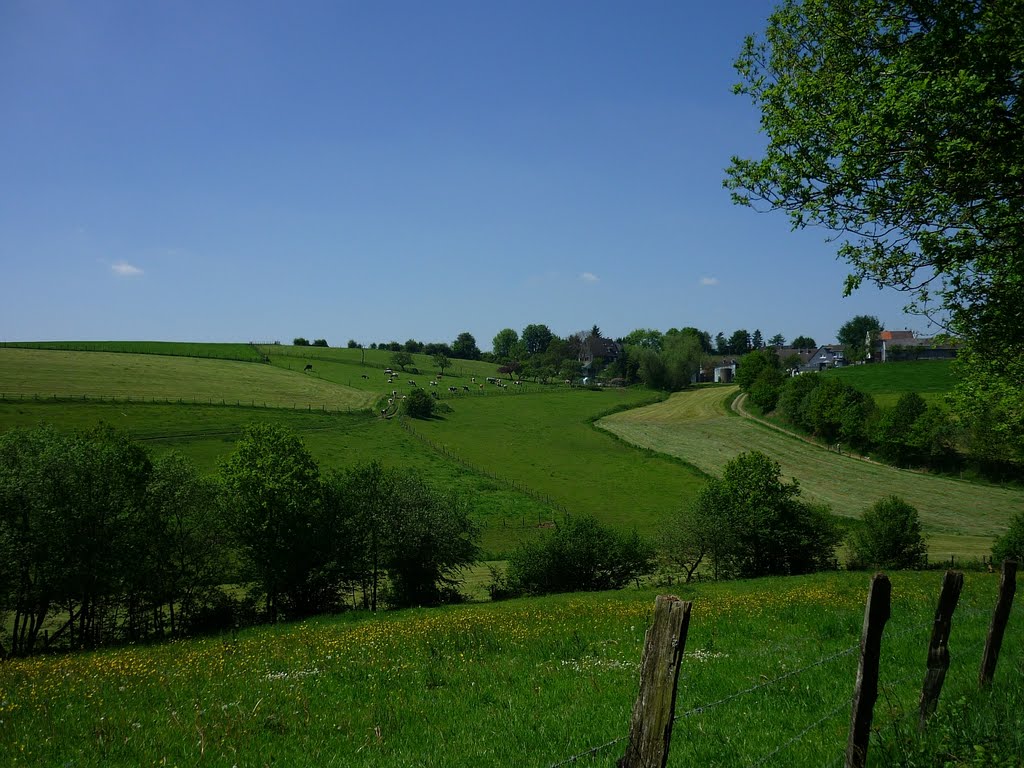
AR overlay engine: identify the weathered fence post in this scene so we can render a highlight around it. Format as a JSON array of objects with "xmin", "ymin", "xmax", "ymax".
[
  {"xmin": 619, "ymin": 595, "xmax": 691, "ymax": 768},
  {"xmin": 919, "ymin": 570, "xmax": 964, "ymax": 730},
  {"xmin": 979, "ymin": 559, "xmax": 1018, "ymax": 687},
  {"xmin": 846, "ymin": 573, "xmax": 891, "ymax": 768}
]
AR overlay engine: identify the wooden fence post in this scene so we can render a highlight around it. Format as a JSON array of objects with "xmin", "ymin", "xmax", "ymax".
[
  {"xmin": 846, "ymin": 573, "xmax": 891, "ymax": 768},
  {"xmin": 979, "ymin": 559, "xmax": 1018, "ymax": 687},
  {"xmin": 919, "ymin": 570, "xmax": 964, "ymax": 730},
  {"xmin": 619, "ymin": 595, "xmax": 692, "ymax": 768}
]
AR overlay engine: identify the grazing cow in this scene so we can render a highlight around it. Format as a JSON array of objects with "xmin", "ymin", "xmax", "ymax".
[
  {"xmin": 514, "ymin": 381, "xmax": 522, "ymax": 386},
  {"xmin": 361, "ymin": 374, "xmax": 369, "ymax": 379},
  {"xmin": 430, "ymin": 381, "xmax": 438, "ymax": 386},
  {"xmin": 304, "ymin": 364, "xmax": 313, "ymax": 372},
  {"xmin": 463, "ymin": 385, "xmax": 470, "ymax": 392},
  {"xmin": 384, "ymin": 369, "xmax": 393, "ymax": 374},
  {"xmin": 408, "ymin": 380, "xmax": 416, "ymax": 386},
  {"xmin": 448, "ymin": 386, "xmax": 458, "ymax": 393}
]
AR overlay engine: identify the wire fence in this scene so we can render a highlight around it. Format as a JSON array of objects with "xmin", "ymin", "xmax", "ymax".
[{"xmin": 546, "ymin": 575, "xmax": 1019, "ymax": 768}]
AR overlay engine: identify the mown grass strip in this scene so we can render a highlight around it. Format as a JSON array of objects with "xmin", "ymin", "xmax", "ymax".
[
  {"xmin": 599, "ymin": 387, "xmax": 1023, "ymax": 558},
  {"xmin": 0, "ymin": 348, "xmax": 376, "ymax": 411}
]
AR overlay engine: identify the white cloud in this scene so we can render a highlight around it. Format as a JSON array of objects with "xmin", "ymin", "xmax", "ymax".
[
  {"xmin": 700, "ymin": 276, "xmax": 719, "ymax": 286},
  {"xmin": 580, "ymin": 272, "xmax": 599, "ymax": 283},
  {"xmin": 111, "ymin": 262, "xmax": 144, "ymax": 277}
]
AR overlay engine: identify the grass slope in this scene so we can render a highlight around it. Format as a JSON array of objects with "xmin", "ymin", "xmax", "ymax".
[
  {"xmin": 409, "ymin": 388, "xmax": 706, "ymax": 535},
  {"xmin": 0, "ymin": 348, "xmax": 375, "ymax": 411},
  {"xmin": 3, "ymin": 340, "xmax": 263, "ymax": 362},
  {"xmin": 1, "ymin": 571, "xmax": 1019, "ymax": 767},
  {"xmin": 822, "ymin": 360, "xmax": 955, "ymax": 408},
  {"xmin": 599, "ymin": 387, "xmax": 1022, "ymax": 558}
]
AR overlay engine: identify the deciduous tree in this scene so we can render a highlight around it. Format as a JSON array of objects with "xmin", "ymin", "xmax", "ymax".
[{"xmin": 726, "ymin": 0, "xmax": 1024, "ymax": 458}]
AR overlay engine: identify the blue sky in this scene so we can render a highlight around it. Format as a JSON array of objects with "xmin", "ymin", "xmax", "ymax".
[{"xmin": 1, "ymin": 0, "xmax": 930, "ymax": 350}]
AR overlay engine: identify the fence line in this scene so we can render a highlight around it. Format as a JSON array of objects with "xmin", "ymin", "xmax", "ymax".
[{"xmin": 546, "ymin": 566, "xmax": 1019, "ymax": 768}]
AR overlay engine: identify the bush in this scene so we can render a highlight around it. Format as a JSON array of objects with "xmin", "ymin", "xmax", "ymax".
[
  {"xmin": 848, "ymin": 496, "xmax": 928, "ymax": 570},
  {"xmin": 688, "ymin": 451, "xmax": 841, "ymax": 579},
  {"xmin": 505, "ymin": 515, "xmax": 654, "ymax": 596},
  {"xmin": 312, "ymin": 338, "xmax": 328, "ymax": 347},
  {"xmin": 992, "ymin": 511, "xmax": 1024, "ymax": 565},
  {"xmin": 293, "ymin": 337, "xmax": 310, "ymax": 346},
  {"xmin": 401, "ymin": 388, "xmax": 435, "ymax": 419}
]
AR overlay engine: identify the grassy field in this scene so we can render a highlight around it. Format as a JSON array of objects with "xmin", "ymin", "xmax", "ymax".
[
  {"xmin": 1, "ymin": 570, "xmax": 1019, "ymax": 767},
  {"xmin": 599, "ymin": 386, "xmax": 1022, "ymax": 559},
  {"xmin": 2, "ymin": 340, "xmax": 263, "ymax": 362},
  {"xmin": 408, "ymin": 388, "xmax": 707, "ymax": 535},
  {"xmin": 0, "ymin": 348, "xmax": 375, "ymax": 411},
  {"xmin": 0, "ymin": 399, "xmax": 559, "ymax": 559},
  {"xmin": 823, "ymin": 360, "xmax": 955, "ymax": 408}
]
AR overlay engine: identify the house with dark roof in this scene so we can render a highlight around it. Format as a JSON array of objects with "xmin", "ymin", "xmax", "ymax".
[
  {"xmin": 802, "ymin": 345, "xmax": 847, "ymax": 372},
  {"xmin": 878, "ymin": 331, "xmax": 958, "ymax": 362}
]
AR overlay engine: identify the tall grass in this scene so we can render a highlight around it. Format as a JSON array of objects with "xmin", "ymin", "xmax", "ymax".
[{"xmin": 1, "ymin": 571, "xmax": 1018, "ymax": 766}]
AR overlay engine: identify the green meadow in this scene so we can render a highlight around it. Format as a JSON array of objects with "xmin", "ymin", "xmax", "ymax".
[
  {"xmin": 1, "ymin": 571, "xmax": 1020, "ymax": 767},
  {"xmin": 0, "ymin": 348, "xmax": 375, "ymax": 411},
  {"xmin": 0, "ymin": 346, "xmax": 1013, "ymax": 560},
  {"xmin": 823, "ymin": 359, "xmax": 955, "ymax": 408},
  {"xmin": 599, "ymin": 387, "xmax": 1023, "ymax": 559}
]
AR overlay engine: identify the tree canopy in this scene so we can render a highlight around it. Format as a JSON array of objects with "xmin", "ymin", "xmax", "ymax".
[
  {"xmin": 837, "ymin": 315, "xmax": 883, "ymax": 363},
  {"xmin": 452, "ymin": 332, "xmax": 481, "ymax": 360},
  {"xmin": 726, "ymin": 0, "xmax": 1024, "ymax": 457}
]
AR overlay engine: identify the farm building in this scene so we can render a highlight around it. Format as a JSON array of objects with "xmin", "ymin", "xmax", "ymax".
[{"xmin": 877, "ymin": 331, "xmax": 958, "ymax": 362}]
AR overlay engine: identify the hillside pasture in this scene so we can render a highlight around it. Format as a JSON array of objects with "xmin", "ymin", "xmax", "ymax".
[
  {"xmin": 822, "ymin": 359, "xmax": 955, "ymax": 408},
  {"xmin": 599, "ymin": 386, "xmax": 1022, "ymax": 559},
  {"xmin": 409, "ymin": 388, "xmax": 706, "ymax": 536},
  {"xmin": 0, "ymin": 398, "xmax": 557, "ymax": 558},
  {"xmin": 0, "ymin": 348, "xmax": 375, "ymax": 411},
  {"xmin": 3, "ymin": 339, "xmax": 263, "ymax": 362},
  {"xmin": 0, "ymin": 571, "xmax": 1018, "ymax": 767}
]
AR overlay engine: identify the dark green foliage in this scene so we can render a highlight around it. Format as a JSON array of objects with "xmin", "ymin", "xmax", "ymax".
[
  {"xmin": 505, "ymin": 515, "xmax": 654, "ymax": 596},
  {"xmin": 452, "ymin": 332, "xmax": 481, "ymax": 360},
  {"xmin": 991, "ymin": 511, "xmax": 1024, "ymax": 565},
  {"xmin": 346, "ymin": 339, "xmax": 360, "ymax": 348},
  {"xmin": 492, "ymin": 328, "xmax": 519, "ymax": 360},
  {"xmin": 402, "ymin": 388, "xmax": 435, "ymax": 419},
  {"xmin": 521, "ymin": 323, "xmax": 554, "ymax": 355},
  {"xmin": 403, "ymin": 339, "xmax": 423, "ymax": 353},
  {"xmin": 837, "ymin": 315, "xmax": 883, "ymax": 363},
  {"xmin": 691, "ymin": 451, "xmax": 841, "ymax": 579},
  {"xmin": 432, "ymin": 353, "xmax": 450, "ymax": 374},
  {"xmin": 636, "ymin": 332, "xmax": 703, "ymax": 391},
  {"xmin": 293, "ymin": 337, "xmax": 310, "ymax": 346},
  {"xmin": 219, "ymin": 423, "xmax": 332, "ymax": 620},
  {"xmin": 324, "ymin": 462, "xmax": 479, "ymax": 609},
  {"xmin": 779, "ymin": 373, "xmax": 823, "ymax": 431},
  {"xmin": 312, "ymin": 339, "xmax": 328, "ymax": 347},
  {"xmin": 848, "ymin": 496, "xmax": 927, "ymax": 570},
  {"xmin": 391, "ymin": 350, "xmax": 413, "ymax": 371},
  {"xmin": 726, "ymin": 0, "xmax": 1024, "ymax": 467},
  {"xmin": 748, "ymin": 367, "xmax": 785, "ymax": 412},
  {"xmin": 874, "ymin": 392, "xmax": 928, "ymax": 466},
  {"xmin": 0, "ymin": 424, "xmax": 231, "ymax": 654},
  {"xmin": 805, "ymin": 376, "xmax": 876, "ymax": 447},
  {"xmin": 735, "ymin": 348, "xmax": 781, "ymax": 392},
  {"xmin": 791, "ymin": 335, "xmax": 815, "ymax": 350}
]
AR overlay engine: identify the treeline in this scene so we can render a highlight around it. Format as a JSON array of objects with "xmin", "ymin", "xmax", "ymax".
[
  {"xmin": 735, "ymin": 349, "xmax": 1021, "ymax": 480},
  {"xmin": 0, "ymin": 423, "xmax": 480, "ymax": 657}
]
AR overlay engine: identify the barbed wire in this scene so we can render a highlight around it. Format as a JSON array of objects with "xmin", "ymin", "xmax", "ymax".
[
  {"xmin": 675, "ymin": 642, "xmax": 860, "ymax": 721},
  {"xmin": 748, "ymin": 698, "xmax": 851, "ymax": 767},
  {"xmin": 547, "ymin": 733, "xmax": 629, "ymax": 768}
]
